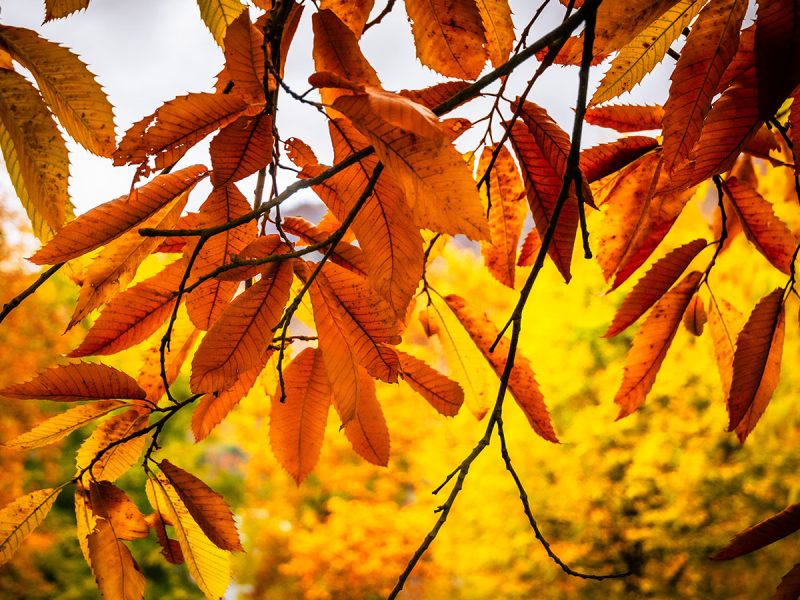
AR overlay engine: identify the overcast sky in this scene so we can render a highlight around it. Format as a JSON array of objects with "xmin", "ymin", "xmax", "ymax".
[{"xmin": 0, "ymin": 0, "xmax": 676, "ymax": 217}]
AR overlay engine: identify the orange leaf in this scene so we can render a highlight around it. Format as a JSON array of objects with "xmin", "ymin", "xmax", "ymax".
[
  {"xmin": 282, "ymin": 216, "xmax": 369, "ymax": 276},
  {"xmin": 517, "ymin": 227, "xmax": 542, "ymax": 267},
  {"xmin": 724, "ymin": 177, "xmax": 798, "ymax": 274},
  {"xmin": 661, "ymin": 0, "xmax": 748, "ymax": 169},
  {"xmin": 444, "ymin": 294, "xmax": 558, "ymax": 442},
  {"xmin": 44, "ymin": 0, "xmax": 90, "ymax": 21},
  {"xmin": 584, "ymin": 104, "xmax": 664, "ymax": 132},
  {"xmin": 341, "ymin": 368, "xmax": 390, "ymax": 466},
  {"xmin": 707, "ymin": 296, "xmax": 745, "ymax": 400},
  {"xmin": 0, "ymin": 362, "xmax": 146, "ymax": 402},
  {"xmin": 68, "ymin": 259, "xmax": 187, "ymax": 357},
  {"xmin": 396, "ymin": 349, "xmax": 463, "ymax": 417},
  {"xmin": 210, "ymin": 114, "xmax": 274, "ymax": 188},
  {"xmin": 308, "ymin": 262, "xmax": 401, "ymax": 395},
  {"xmin": 478, "ymin": 144, "xmax": 528, "ymax": 288},
  {"xmin": 326, "ymin": 95, "xmax": 489, "ymax": 241},
  {"xmin": 405, "ymin": 0, "xmax": 487, "ymax": 79},
  {"xmin": 269, "ymin": 348, "xmax": 332, "ymax": 484},
  {"xmin": 191, "ymin": 260, "xmax": 293, "ymax": 393},
  {"xmin": 319, "ymin": 0, "xmax": 374, "ymax": 37},
  {"xmin": 137, "ymin": 324, "xmax": 200, "ymax": 404},
  {"xmin": 75, "ymin": 409, "xmax": 150, "ymax": 482},
  {"xmin": 159, "ymin": 459, "xmax": 243, "ymax": 552},
  {"xmin": 712, "ymin": 502, "xmax": 800, "ymax": 560},
  {"xmin": 727, "ymin": 287, "xmax": 785, "ymax": 441},
  {"xmin": 186, "ymin": 185, "xmax": 258, "ymax": 330},
  {"xmin": 222, "ymin": 12, "xmax": 265, "ymax": 103},
  {"xmin": 313, "ymin": 9, "xmax": 380, "ymax": 111},
  {"xmin": 476, "ymin": 0, "xmax": 515, "ymax": 68},
  {"xmin": 114, "ymin": 92, "xmax": 248, "ymax": 169},
  {"xmin": 509, "ymin": 118, "xmax": 578, "ymax": 282},
  {"xmin": 580, "ymin": 136, "xmax": 660, "ymax": 184},
  {"xmin": 67, "ymin": 189, "xmax": 189, "ymax": 329},
  {"xmin": 86, "ymin": 519, "xmax": 146, "ymax": 600},
  {"xmin": 30, "ymin": 165, "xmax": 208, "ymax": 265},
  {"xmin": 614, "ymin": 270, "xmax": 702, "ymax": 419},
  {"xmin": 605, "ymin": 238, "xmax": 707, "ymax": 337},
  {"xmin": 399, "ymin": 80, "xmax": 471, "ymax": 110},
  {"xmin": 191, "ymin": 350, "xmax": 271, "ymax": 441}
]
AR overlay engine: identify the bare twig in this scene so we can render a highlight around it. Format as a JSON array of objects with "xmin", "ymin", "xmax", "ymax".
[{"xmin": 0, "ymin": 262, "xmax": 63, "ymax": 326}]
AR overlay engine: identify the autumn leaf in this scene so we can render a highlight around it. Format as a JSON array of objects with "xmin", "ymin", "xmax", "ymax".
[
  {"xmin": 605, "ymin": 238, "xmax": 707, "ymax": 337},
  {"xmin": 396, "ymin": 349, "xmax": 463, "ymax": 417},
  {"xmin": 723, "ymin": 177, "xmax": 798, "ymax": 274},
  {"xmin": 137, "ymin": 323, "xmax": 200, "ymax": 404},
  {"xmin": 114, "ymin": 93, "xmax": 249, "ymax": 170},
  {"xmin": 0, "ymin": 69, "xmax": 71, "ymax": 240},
  {"xmin": 87, "ymin": 519, "xmax": 146, "ymax": 600},
  {"xmin": 341, "ymin": 367, "xmax": 390, "ymax": 466},
  {"xmin": 682, "ymin": 292, "xmax": 706, "ymax": 336},
  {"xmin": 159, "ymin": 459, "xmax": 243, "ymax": 552},
  {"xmin": 591, "ymin": 0, "xmax": 703, "ymax": 106},
  {"xmin": 712, "ymin": 502, "xmax": 800, "ymax": 560},
  {"xmin": 775, "ymin": 564, "xmax": 800, "ymax": 600},
  {"xmin": 75, "ymin": 409, "xmax": 150, "ymax": 482},
  {"xmin": 269, "ymin": 347, "xmax": 332, "ymax": 484},
  {"xmin": 0, "ymin": 488, "xmax": 60, "ymax": 565},
  {"xmin": 707, "ymin": 296, "xmax": 745, "ymax": 400},
  {"xmin": 328, "ymin": 91, "xmax": 489, "ymax": 241},
  {"xmin": 754, "ymin": 0, "xmax": 800, "ymax": 119},
  {"xmin": 0, "ymin": 362, "xmax": 146, "ymax": 402},
  {"xmin": 614, "ymin": 270, "xmax": 702, "ymax": 419},
  {"xmin": 196, "ymin": 0, "xmax": 247, "ymax": 48},
  {"xmin": 4, "ymin": 400, "xmax": 128, "ymax": 450},
  {"xmin": 580, "ymin": 136, "xmax": 660, "ymax": 184},
  {"xmin": 30, "ymin": 165, "xmax": 208, "ymax": 265},
  {"xmin": 74, "ymin": 484, "xmax": 96, "ymax": 565},
  {"xmin": 661, "ymin": 0, "xmax": 748, "ymax": 169},
  {"xmin": 476, "ymin": 0, "xmax": 515, "ymax": 68},
  {"xmin": 68, "ymin": 259, "xmax": 188, "ymax": 357},
  {"xmin": 88, "ymin": 481, "xmax": 149, "ymax": 541},
  {"xmin": 210, "ymin": 114, "xmax": 273, "ymax": 188},
  {"xmin": 0, "ymin": 24, "xmax": 116, "ymax": 156},
  {"xmin": 405, "ymin": 0, "xmax": 487, "ymax": 79},
  {"xmin": 584, "ymin": 104, "xmax": 665, "ymax": 132},
  {"xmin": 517, "ymin": 227, "xmax": 542, "ymax": 267},
  {"xmin": 44, "ymin": 0, "xmax": 90, "ymax": 21},
  {"xmin": 186, "ymin": 185, "xmax": 257, "ymax": 330},
  {"xmin": 444, "ymin": 294, "xmax": 558, "ymax": 442},
  {"xmin": 727, "ymin": 287, "xmax": 785, "ymax": 441},
  {"xmin": 282, "ymin": 216, "xmax": 369, "ymax": 276},
  {"xmin": 146, "ymin": 476, "xmax": 231, "ymax": 599},
  {"xmin": 67, "ymin": 188, "xmax": 190, "ymax": 329},
  {"xmin": 319, "ymin": 0, "xmax": 374, "ymax": 37},
  {"xmin": 222, "ymin": 12, "xmax": 265, "ymax": 103},
  {"xmin": 191, "ymin": 260, "xmax": 292, "ymax": 393},
  {"xmin": 478, "ymin": 144, "xmax": 527, "ymax": 288}
]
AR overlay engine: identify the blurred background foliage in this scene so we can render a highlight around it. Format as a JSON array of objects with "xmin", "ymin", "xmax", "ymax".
[{"xmin": 1, "ymin": 154, "xmax": 799, "ymax": 599}]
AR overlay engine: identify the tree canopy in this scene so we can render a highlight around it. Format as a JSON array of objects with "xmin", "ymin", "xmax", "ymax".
[{"xmin": 1, "ymin": 0, "xmax": 799, "ymax": 598}]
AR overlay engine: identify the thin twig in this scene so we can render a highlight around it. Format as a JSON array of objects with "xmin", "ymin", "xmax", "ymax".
[{"xmin": 0, "ymin": 262, "xmax": 63, "ymax": 326}]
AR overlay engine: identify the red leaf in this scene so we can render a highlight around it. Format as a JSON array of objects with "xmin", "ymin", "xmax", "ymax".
[{"xmin": 712, "ymin": 502, "xmax": 800, "ymax": 560}]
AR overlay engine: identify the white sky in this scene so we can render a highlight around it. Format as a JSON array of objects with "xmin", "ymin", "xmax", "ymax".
[{"xmin": 0, "ymin": 0, "xmax": 675, "ymax": 217}]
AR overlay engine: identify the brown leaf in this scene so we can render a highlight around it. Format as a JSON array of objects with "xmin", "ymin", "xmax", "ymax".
[
  {"xmin": 30, "ymin": 165, "xmax": 208, "ymax": 265},
  {"xmin": 0, "ymin": 362, "xmax": 146, "ymax": 402},
  {"xmin": 605, "ymin": 238, "xmax": 707, "ymax": 337},
  {"xmin": 614, "ymin": 270, "xmax": 702, "ymax": 419},
  {"xmin": 444, "ymin": 294, "xmax": 558, "ymax": 442},
  {"xmin": 682, "ymin": 292, "xmax": 707, "ymax": 336},
  {"xmin": 210, "ymin": 114, "xmax": 273, "ymax": 188},
  {"xmin": 159, "ymin": 459, "xmax": 243, "ymax": 552},
  {"xmin": 580, "ymin": 136, "xmax": 660, "ymax": 184},
  {"xmin": 44, "ymin": 0, "xmax": 90, "ymax": 21},
  {"xmin": 269, "ymin": 348, "xmax": 332, "ymax": 484},
  {"xmin": 727, "ymin": 287, "xmax": 785, "ymax": 441},
  {"xmin": 775, "ymin": 563, "xmax": 800, "ymax": 600},
  {"xmin": 88, "ymin": 481, "xmax": 149, "ymax": 541},
  {"xmin": 754, "ymin": 0, "xmax": 800, "ymax": 118},
  {"xmin": 222, "ymin": 12, "xmax": 265, "ymax": 103},
  {"xmin": 712, "ymin": 502, "xmax": 800, "ymax": 560}
]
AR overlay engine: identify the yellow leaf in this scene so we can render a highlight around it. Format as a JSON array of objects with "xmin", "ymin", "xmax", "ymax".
[
  {"xmin": 0, "ymin": 488, "xmax": 60, "ymax": 565},
  {"xmin": 75, "ymin": 409, "xmax": 150, "ymax": 482},
  {"xmin": 146, "ymin": 476, "xmax": 231, "ymax": 600},
  {"xmin": 476, "ymin": 0, "xmax": 515, "ymax": 68},
  {"xmin": 0, "ymin": 362, "xmax": 146, "ymax": 402},
  {"xmin": 196, "ymin": 0, "xmax": 247, "ymax": 48},
  {"xmin": 0, "ymin": 25, "xmax": 115, "ymax": 156}
]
